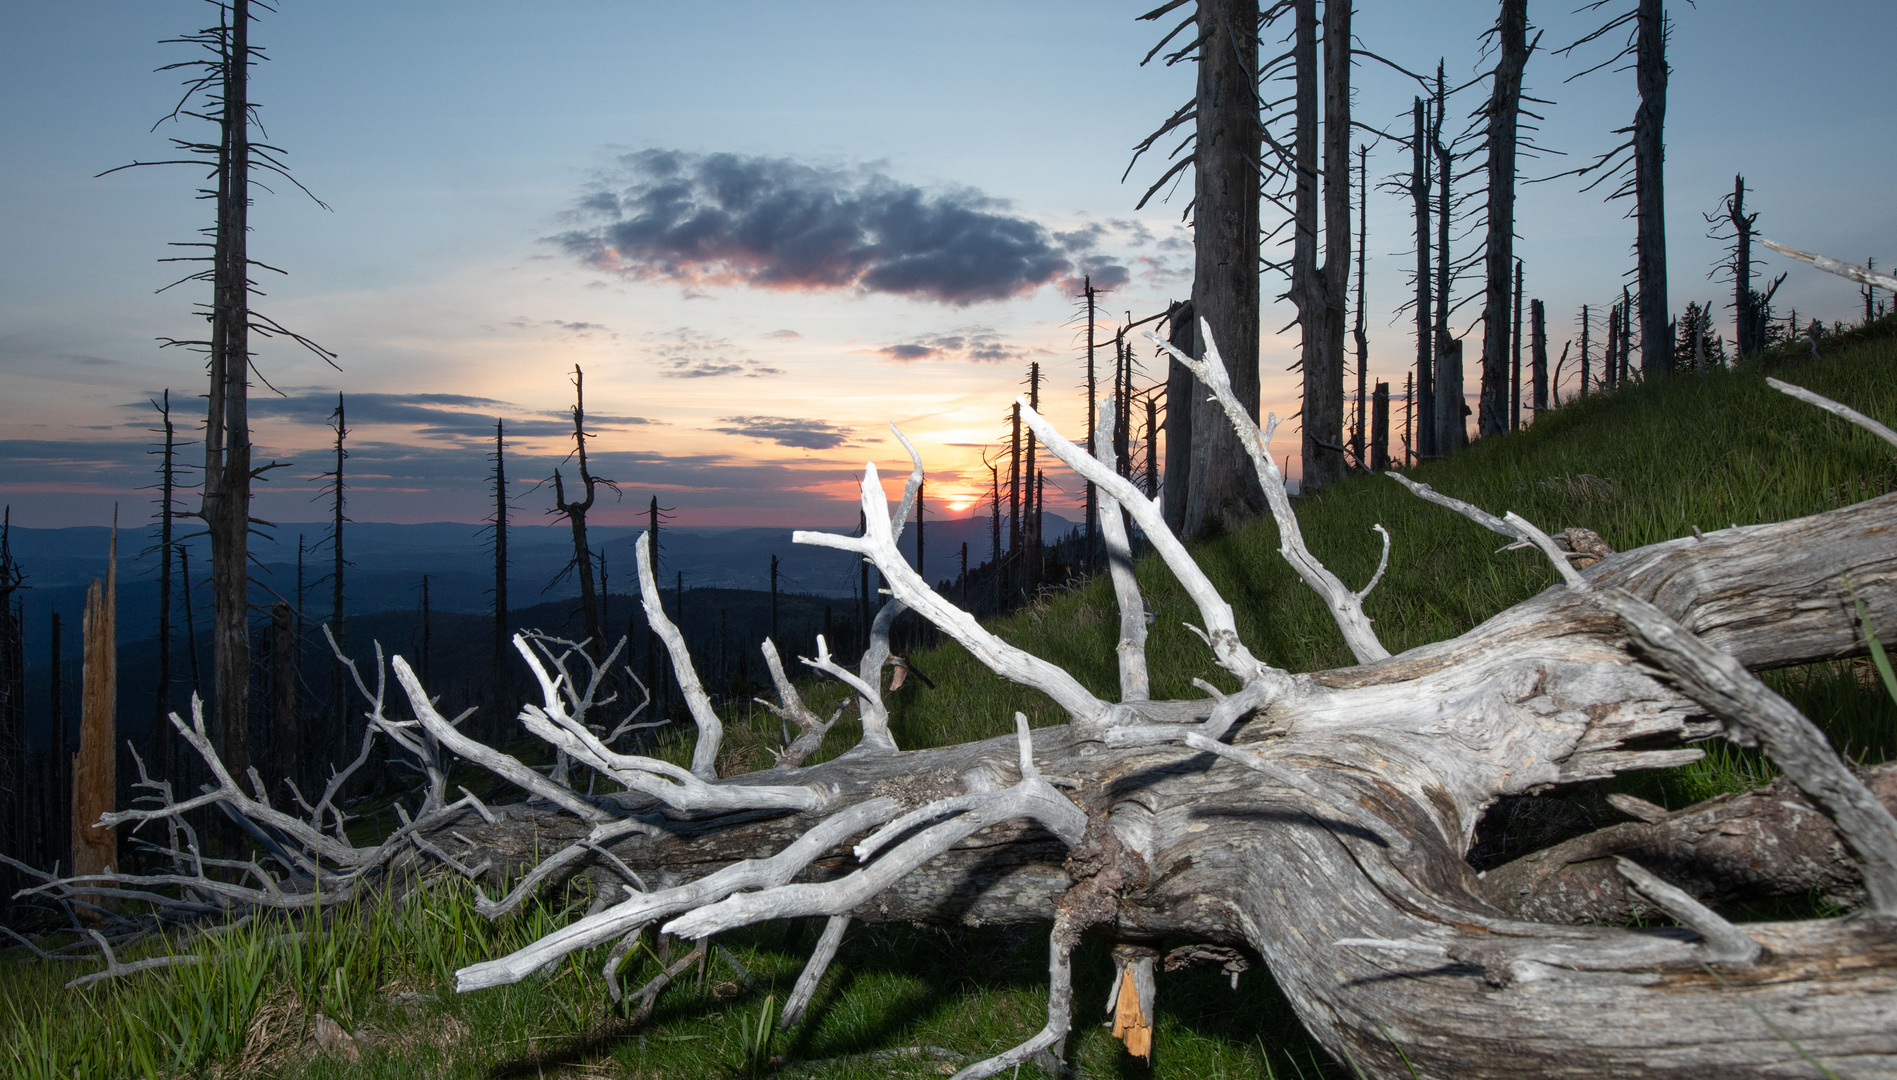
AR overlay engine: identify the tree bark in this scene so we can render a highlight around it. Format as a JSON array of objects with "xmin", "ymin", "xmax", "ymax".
[
  {"xmin": 1186, "ymin": 0, "xmax": 1263, "ymax": 532},
  {"xmin": 1412, "ymin": 98, "xmax": 1435, "ymax": 460},
  {"xmin": 1479, "ymin": 0, "xmax": 1528, "ymax": 439},
  {"xmin": 1635, "ymin": 0, "xmax": 1670, "ymax": 376},
  {"xmin": 1162, "ymin": 301, "xmax": 1195, "ymax": 536},
  {"xmin": 1291, "ymin": 0, "xmax": 1351, "ymax": 494},
  {"xmin": 74, "ymin": 524, "xmax": 117, "ymax": 893}
]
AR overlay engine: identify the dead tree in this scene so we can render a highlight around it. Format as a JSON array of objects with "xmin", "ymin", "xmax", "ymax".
[
  {"xmin": 73, "ymin": 523, "xmax": 117, "ymax": 892},
  {"xmin": 1552, "ymin": 0, "xmax": 1671, "ymax": 375},
  {"xmin": 1351, "ymin": 143, "xmax": 1370, "ymax": 470},
  {"xmin": 1477, "ymin": 0, "xmax": 1533, "ymax": 438},
  {"xmin": 1706, "ymin": 174, "xmax": 1784, "ymax": 359},
  {"xmin": 487, "ymin": 420, "xmax": 510, "ymax": 703},
  {"xmin": 1511, "ymin": 259, "xmax": 1524, "ymax": 429},
  {"xmin": 103, "ymin": 0, "xmax": 335, "ymax": 791},
  {"xmin": 1288, "ymin": 0, "xmax": 1353, "ymax": 492},
  {"xmin": 1082, "ymin": 277, "xmax": 1099, "ymax": 561},
  {"xmin": 550, "ymin": 365, "xmax": 615, "ymax": 657},
  {"xmin": 1129, "ymin": 0, "xmax": 1265, "ymax": 532},
  {"xmin": 1530, "ymin": 297, "xmax": 1549, "ymax": 412},
  {"xmin": 318, "ymin": 396, "xmax": 349, "ymax": 776},
  {"xmin": 1411, "ymin": 97, "xmax": 1436, "ymax": 459},
  {"xmin": 143, "ymin": 392, "xmax": 180, "ymax": 780},
  {"xmin": 1160, "ymin": 300, "xmax": 1194, "ymax": 535},
  {"xmin": 1369, "ymin": 380, "xmax": 1390, "ymax": 471},
  {"xmin": 31, "ymin": 259, "xmax": 1897, "ymax": 1076}
]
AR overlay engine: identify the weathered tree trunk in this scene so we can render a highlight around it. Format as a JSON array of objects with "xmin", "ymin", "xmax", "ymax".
[
  {"xmin": 1728, "ymin": 174, "xmax": 1760, "ymax": 357},
  {"xmin": 1185, "ymin": 0, "xmax": 1262, "ymax": 532},
  {"xmin": 1370, "ymin": 380, "xmax": 1390, "ymax": 471},
  {"xmin": 1412, "ymin": 97, "xmax": 1436, "ymax": 460},
  {"xmin": 205, "ymin": 0, "xmax": 253, "ymax": 789},
  {"xmin": 552, "ymin": 366, "xmax": 606, "ymax": 656},
  {"xmin": 1436, "ymin": 338, "xmax": 1465, "ymax": 452},
  {"xmin": 1291, "ymin": 0, "xmax": 1351, "ymax": 493},
  {"xmin": 1352, "ymin": 144, "xmax": 1370, "ymax": 471},
  {"xmin": 425, "ymin": 491, "xmax": 1897, "ymax": 1077},
  {"xmin": 73, "ymin": 525, "xmax": 117, "ymax": 892},
  {"xmin": 1479, "ymin": 0, "xmax": 1528, "ymax": 439},
  {"xmin": 1530, "ymin": 298, "xmax": 1549, "ymax": 413},
  {"xmin": 1161, "ymin": 301, "xmax": 1195, "ymax": 536},
  {"xmin": 326, "ymin": 395, "xmax": 347, "ymax": 778},
  {"xmin": 151, "ymin": 392, "xmax": 176, "ymax": 781},
  {"xmin": 1635, "ymin": 0, "xmax": 1670, "ymax": 376}
]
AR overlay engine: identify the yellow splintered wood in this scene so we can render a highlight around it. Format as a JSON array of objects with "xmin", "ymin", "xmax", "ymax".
[
  {"xmin": 1111, "ymin": 968, "xmax": 1153, "ymax": 1060},
  {"xmin": 73, "ymin": 517, "xmax": 117, "ymax": 891}
]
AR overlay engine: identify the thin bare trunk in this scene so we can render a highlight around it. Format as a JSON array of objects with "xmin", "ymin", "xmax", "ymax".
[
  {"xmin": 1635, "ymin": 0, "xmax": 1669, "ymax": 375},
  {"xmin": 1479, "ymin": 0, "xmax": 1528, "ymax": 438}
]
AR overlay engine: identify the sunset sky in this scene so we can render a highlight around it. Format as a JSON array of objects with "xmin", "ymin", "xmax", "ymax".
[{"xmin": 3, "ymin": 0, "xmax": 1892, "ymax": 531}]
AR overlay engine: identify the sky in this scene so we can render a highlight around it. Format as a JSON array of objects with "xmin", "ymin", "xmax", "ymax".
[{"xmin": 3, "ymin": 0, "xmax": 1893, "ymax": 532}]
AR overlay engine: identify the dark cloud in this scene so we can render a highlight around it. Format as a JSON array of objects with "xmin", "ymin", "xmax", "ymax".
[
  {"xmin": 712, "ymin": 416, "xmax": 852, "ymax": 450},
  {"xmin": 875, "ymin": 326, "xmax": 1029, "ymax": 364},
  {"xmin": 553, "ymin": 150, "xmax": 1127, "ymax": 306}
]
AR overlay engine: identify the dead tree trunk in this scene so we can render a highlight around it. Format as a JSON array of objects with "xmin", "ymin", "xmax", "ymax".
[
  {"xmin": 552, "ymin": 365, "xmax": 609, "ymax": 656},
  {"xmin": 1352, "ymin": 143, "xmax": 1369, "ymax": 470},
  {"xmin": 1185, "ymin": 0, "xmax": 1263, "ymax": 532},
  {"xmin": 269, "ymin": 601, "xmax": 296, "ymax": 790},
  {"xmin": 1634, "ymin": 0, "xmax": 1670, "ymax": 375},
  {"xmin": 1161, "ymin": 300, "xmax": 1195, "ymax": 536},
  {"xmin": 1412, "ymin": 97, "xmax": 1436, "ymax": 460},
  {"xmin": 73, "ymin": 523, "xmax": 117, "ymax": 894},
  {"xmin": 204, "ymin": 0, "xmax": 254, "ymax": 790},
  {"xmin": 0, "ymin": 510, "xmax": 24, "ymax": 897},
  {"xmin": 148, "ymin": 392, "xmax": 177, "ymax": 780},
  {"xmin": 1291, "ymin": 0, "xmax": 1351, "ymax": 493},
  {"xmin": 325, "ymin": 395, "xmax": 348, "ymax": 779},
  {"xmin": 1370, "ymin": 380, "xmax": 1390, "ymax": 471},
  {"xmin": 1479, "ymin": 0, "xmax": 1529, "ymax": 439},
  {"xmin": 1511, "ymin": 258, "xmax": 1524, "ymax": 429},
  {"xmin": 489, "ymin": 419, "xmax": 509, "ymax": 697},
  {"xmin": 1530, "ymin": 298, "xmax": 1549, "ymax": 413}
]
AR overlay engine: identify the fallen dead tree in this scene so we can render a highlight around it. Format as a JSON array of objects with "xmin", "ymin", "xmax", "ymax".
[{"xmin": 16, "ymin": 299, "xmax": 1897, "ymax": 1076}]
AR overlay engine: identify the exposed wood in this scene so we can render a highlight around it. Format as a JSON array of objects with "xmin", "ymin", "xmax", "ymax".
[{"xmin": 1634, "ymin": 0, "xmax": 1670, "ymax": 375}]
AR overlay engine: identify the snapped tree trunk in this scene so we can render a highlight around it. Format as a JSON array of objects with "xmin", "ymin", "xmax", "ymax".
[
  {"xmin": 1411, "ymin": 97, "xmax": 1436, "ymax": 460},
  {"xmin": 73, "ymin": 523, "xmax": 117, "ymax": 894},
  {"xmin": 1161, "ymin": 301, "xmax": 1195, "ymax": 536},
  {"xmin": 1291, "ymin": 0, "xmax": 1352, "ymax": 494}
]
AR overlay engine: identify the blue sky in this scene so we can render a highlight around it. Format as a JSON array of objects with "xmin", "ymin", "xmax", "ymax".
[{"xmin": 3, "ymin": 0, "xmax": 1892, "ymax": 529}]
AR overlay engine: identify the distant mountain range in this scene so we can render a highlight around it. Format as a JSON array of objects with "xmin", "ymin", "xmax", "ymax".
[{"xmin": 1, "ymin": 511, "xmax": 1078, "ymax": 640}]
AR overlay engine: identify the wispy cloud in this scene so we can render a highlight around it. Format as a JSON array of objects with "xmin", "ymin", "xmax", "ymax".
[
  {"xmin": 642, "ymin": 327, "xmax": 784, "ymax": 379},
  {"xmin": 242, "ymin": 392, "xmax": 653, "ymax": 440},
  {"xmin": 874, "ymin": 326, "xmax": 1032, "ymax": 364},
  {"xmin": 553, "ymin": 150, "xmax": 1129, "ymax": 306},
  {"xmin": 712, "ymin": 415, "xmax": 853, "ymax": 450}
]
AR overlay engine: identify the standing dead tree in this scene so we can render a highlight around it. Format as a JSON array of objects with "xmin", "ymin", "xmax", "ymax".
[
  {"xmin": 103, "ymin": 0, "xmax": 336, "ymax": 793},
  {"xmin": 1476, "ymin": 0, "xmax": 1535, "ymax": 438},
  {"xmin": 1549, "ymin": 0, "xmax": 1672, "ymax": 375},
  {"xmin": 550, "ymin": 366, "xmax": 616, "ymax": 658},
  {"xmin": 28, "ymin": 258, "xmax": 1897, "ymax": 1076},
  {"xmin": 1128, "ymin": 0, "xmax": 1267, "ymax": 532},
  {"xmin": 1705, "ymin": 174, "xmax": 1784, "ymax": 359},
  {"xmin": 0, "ymin": 510, "xmax": 25, "ymax": 901}
]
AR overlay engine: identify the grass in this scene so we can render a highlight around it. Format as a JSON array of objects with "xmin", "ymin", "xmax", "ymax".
[{"xmin": 7, "ymin": 320, "xmax": 1897, "ymax": 1078}]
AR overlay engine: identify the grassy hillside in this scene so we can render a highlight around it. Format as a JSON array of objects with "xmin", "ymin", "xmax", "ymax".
[{"xmin": 7, "ymin": 320, "xmax": 1897, "ymax": 1079}]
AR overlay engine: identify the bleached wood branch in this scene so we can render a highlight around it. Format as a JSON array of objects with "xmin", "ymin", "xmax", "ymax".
[
  {"xmin": 780, "ymin": 913, "xmax": 850, "ymax": 1030},
  {"xmin": 456, "ymin": 797, "xmax": 904, "ymax": 991},
  {"xmin": 1762, "ymin": 239, "xmax": 1897, "ymax": 294},
  {"xmin": 1767, "ymin": 378, "xmax": 1897, "ymax": 452},
  {"xmin": 635, "ymin": 530, "xmax": 723, "ymax": 779},
  {"xmin": 472, "ymin": 816, "xmax": 659, "ymax": 919},
  {"xmin": 949, "ymin": 910, "xmax": 1077, "ymax": 1080},
  {"xmin": 1596, "ymin": 587, "xmax": 1897, "ymax": 913},
  {"xmin": 1093, "ymin": 398, "xmax": 1151, "ymax": 701},
  {"xmin": 795, "ymin": 462, "xmax": 1114, "ymax": 726},
  {"xmin": 499, "ymin": 641, "xmax": 825, "ymax": 812},
  {"xmin": 1387, "ymin": 474, "xmax": 1589, "ymax": 588},
  {"xmin": 755, "ymin": 637, "xmax": 839, "ymax": 767},
  {"xmin": 65, "ymin": 929, "xmax": 206, "ymax": 989},
  {"xmin": 664, "ymin": 717, "xmax": 1087, "ymax": 939},
  {"xmin": 1146, "ymin": 322, "xmax": 1392, "ymax": 664},
  {"xmin": 1016, "ymin": 399, "xmax": 1286, "ymax": 695}
]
